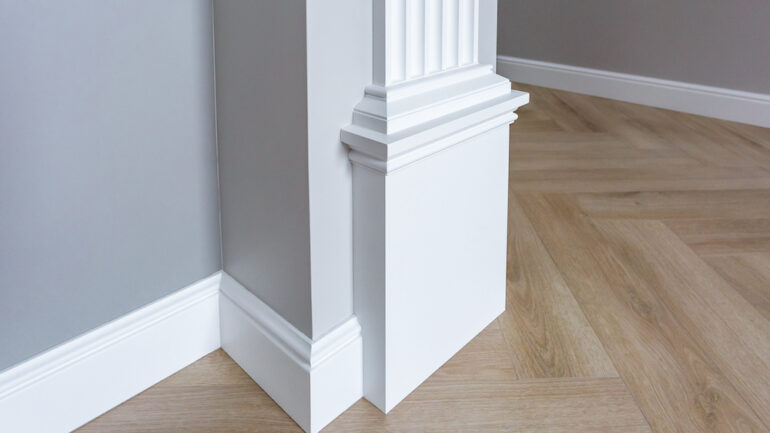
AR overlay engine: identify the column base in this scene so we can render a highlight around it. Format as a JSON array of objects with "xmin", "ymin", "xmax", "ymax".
[
  {"xmin": 219, "ymin": 274, "xmax": 363, "ymax": 433},
  {"xmin": 352, "ymin": 125, "xmax": 512, "ymax": 412},
  {"xmin": 343, "ymin": 64, "xmax": 528, "ymax": 412}
]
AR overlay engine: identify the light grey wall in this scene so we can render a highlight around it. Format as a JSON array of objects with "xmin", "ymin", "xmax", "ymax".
[
  {"xmin": 498, "ymin": 0, "xmax": 770, "ymax": 94},
  {"xmin": 214, "ymin": 1, "xmax": 313, "ymax": 337},
  {"xmin": 0, "ymin": 1, "xmax": 221, "ymax": 371}
]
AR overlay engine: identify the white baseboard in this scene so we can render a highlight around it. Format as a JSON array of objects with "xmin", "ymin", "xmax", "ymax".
[
  {"xmin": 0, "ymin": 272, "xmax": 222, "ymax": 433},
  {"xmin": 497, "ymin": 55, "xmax": 770, "ymax": 128},
  {"xmin": 0, "ymin": 271, "xmax": 361, "ymax": 433},
  {"xmin": 219, "ymin": 273, "xmax": 362, "ymax": 433}
]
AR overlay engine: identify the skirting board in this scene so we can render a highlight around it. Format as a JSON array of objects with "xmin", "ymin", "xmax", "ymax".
[
  {"xmin": 219, "ymin": 273, "xmax": 362, "ymax": 433},
  {"xmin": 497, "ymin": 55, "xmax": 770, "ymax": 128},
  {"xmin": 0, "ymin": 272, "xmax": 222, "ymax": 433}
]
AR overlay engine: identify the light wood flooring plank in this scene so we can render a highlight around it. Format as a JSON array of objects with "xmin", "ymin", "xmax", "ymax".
[
  {"xmin": 327, "ymin": 378, "xmax": 650, "ymax": 433},
  {"xmin": 552, "ymin": 90, "xmax": 673, "ymax": 150},
  {"xmin": 517, "ymin": 192, "xmax": 767, "ymax": 433},
  {"xmin": 704, "ymin": 253, "xmax": 770, "ymax": 322},
  {"xmin": 665, "ymin": 218, "xmax": 770, "ymax": 255},
  {"xmin": 576, "ymin": 190, "xmax": 770, "ymax": 220},
  {"xmin": 593, "ymin": 218, "xmax": 770, "ymax": 428},
  {"xmin": 78, "ymin": 350, "xmax": 303, "ymax": 433},
  {"xmin": 509, "ymin": 148, "xmax": 695, "ymax": 171},
  {"xmin": 499, "ymin": 194, "xmax": 617, "ymax": 378},
  {"xmin": 510, "ymin": 167, "xmax": 770, "ymax": 193},
  {"xmin": 509, "ymin": 131, "xmax": 626, "ymax": 148}
]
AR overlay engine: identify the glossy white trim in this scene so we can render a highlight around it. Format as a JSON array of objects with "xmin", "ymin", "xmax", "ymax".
[
  {"xmin": 497, "ymin": 55, "xmax": 770, "ymax": 128},
  {"xmin": 219, "ymin": 273, "xmax": 362, "ymax": 433},
  {"xmin": 0, "ymin": 273, "xmax": 222, "ymax": 433}
]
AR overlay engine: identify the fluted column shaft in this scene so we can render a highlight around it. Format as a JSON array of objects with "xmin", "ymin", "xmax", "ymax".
[{"xmin": 373, "ymin": 0, "xmax": 479, "ymax": 86}]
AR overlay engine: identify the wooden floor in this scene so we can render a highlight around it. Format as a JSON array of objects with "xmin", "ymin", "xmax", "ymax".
[{"xmin": 80, "ymin": 84, "xmax": 770, "ymax": 433}]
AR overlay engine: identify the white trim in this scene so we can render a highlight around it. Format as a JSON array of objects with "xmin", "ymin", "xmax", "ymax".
[
  {"xmin": 342, "ymin": 64, "xmax": 528, "ymax": 174},
  {"xmin": 0, "ymin": 272, "xmax": 222, "ymax": 433},
  {"xmin": 219, "ymin": 273, "xmax": 362, "ymax": 433},
  {"xmin": 497, "ymin": 55, "xmax": 770, "ymax": 128}
]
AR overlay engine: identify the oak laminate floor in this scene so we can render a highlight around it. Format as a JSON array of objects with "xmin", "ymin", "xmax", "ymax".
[{"xmin": 80, "ymin": 84, "xmax": 770, "ymax": 433}]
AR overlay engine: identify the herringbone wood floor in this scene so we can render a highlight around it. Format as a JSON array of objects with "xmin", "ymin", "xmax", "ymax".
[{"xmin": 80, "ymin": 84, "xmax": 770, "ymax": 433}]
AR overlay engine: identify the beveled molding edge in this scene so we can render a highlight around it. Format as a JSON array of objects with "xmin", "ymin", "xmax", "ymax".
[
  {"xmin": 219, "ymin": 273, "xmax": 363, "ymax": 433},
  {"xmin": 0, "ymin": 272, "xmax": 222, "ymax": 433},
  {"xmin": 342, "ymin": 67, "xmax": 529, "ymax": 174},
  {"xmin": 497, "ymin": 55, "xmax": 770, "ymax": 128},
  {"xmin": 219, "ymin": 273, "xmax": 362, "ymax": 372},
  {"xmin": 0, "ymin": 271, "xmax": 363, "ymax": 433}
]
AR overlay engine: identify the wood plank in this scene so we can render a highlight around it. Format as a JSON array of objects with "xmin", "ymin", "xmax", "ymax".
[
  {"xmin": 553, "ymin": 90, "xmax": 672, "ymax": 150},
  {"xmin": 78, "ymin": 350, "xmax": 303, "ymax": 433},
  {"xmin": 576, "ymin": 190, "xmax": 770, "ymax": 219},
  {"xmin": 500, "ymin": 194, "xmax": 617, "ymax": 378},
  {"xmin": 665, "ymin": 218, "xmax": 770, "ymax": 255},
  {"xmin": 526, "ymin": 86, "xmax": 602, "ymax": 133},
  {"xmin": 679, "ymin": 114, "xmax": 770, "ymax": 168},
  {"xmin": 509, "ymin": 131, "xmax": 624, "ymax": 148},
  {"xmin": 327, "ymin": 378, "xmax": 651, "ymax": 433},
  {"xmin": 509, "ymin": 148, "xmax": 695, "ymax": 171},
  {"xmin": 510, "ymin": 167, "xmax": 770, "ymax": 193},
  {"xmin": 517, "ymin": 192, "xmax": 767, "ymax": 433},
  {"xmin": 593, "ymin": 218, "xmax": 770, "ymax": 428},
  {"xmin": 705, "ymin": 253, "xmax": 770, "ymax": 322},
  {"xmin": 428, "ymin": 320, "xmax": 519, "ymax": 382}
]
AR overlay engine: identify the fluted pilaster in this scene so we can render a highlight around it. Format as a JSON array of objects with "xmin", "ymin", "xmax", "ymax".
[{"xmin": 375, "ymin": 0, "xmax": 479, "ymax": 86}]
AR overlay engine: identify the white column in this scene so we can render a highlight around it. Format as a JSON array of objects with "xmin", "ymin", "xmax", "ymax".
[
  {"xmin": 374, "ymin": 0, "xmax": 479, "ymax": 85},
  {"xmin": 343, "ymin": 0, "xmax": 528, "ymax": 414}
]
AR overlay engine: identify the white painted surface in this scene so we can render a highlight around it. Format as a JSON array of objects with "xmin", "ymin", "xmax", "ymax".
[
  {"xmin": 351, "ymin": 126, "xmax": 510, "ymax": 411},
  {"xmin": 0, "ymin": 273, "xmax": 221, "ymax": 433},
  {"xmin": 374, "ymin": 0, "xmax": 480, "ymax": 86},
  {"xmin": 497, "ymin": 55, "xmax": 770, "ymax": 128},
  {"xmin": 477, "ymin": 0, "xmax": 498, "ymax": 69},
  {"xmin": 305, "ymin": 0, "xmax": 371, "ymax": 339},
  {"xmin": 342, "ymin": 0, "xmax": 526, "ymax": 413},
  {"xmin": 219, "ymin": 273, "xmax": 362, "ymax": 433}
]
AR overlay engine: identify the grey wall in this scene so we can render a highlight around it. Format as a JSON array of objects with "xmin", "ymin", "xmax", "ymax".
[
  {"xmin": 214, "ymin": 1, "xmax": 313, "ymax": 337},
  {"xmin": 498, "ymin": 0, "xmax": 770, "ymax": 94},
  {"xmin": 0, "ymin": 0, "xmax": 221, "ymax": 371}
]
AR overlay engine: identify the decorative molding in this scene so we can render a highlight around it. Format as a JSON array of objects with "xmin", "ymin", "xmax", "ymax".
[
  {"xmin": 376, "ymin": 0, "xmax": 480, "ymax": 86},
  {"xmin": 342, "ymin": 65, "xmax": 528, "ymax": 173},
  {"xmin": 342, "ymin": 0, "xmax": 526, "ymax": 415},
  {"xmin": 0, "ymin": 273, "xmax": 222, "ymax": 433},
  {"xmin": 219, "ymin": 273, "xmax": 362, "ymax": 433},
  {"xmin": 350, "ymin": 125, "xmax": 511, "ymax": 413},
  {"xmin": 497, "ymin": 55, "xmax": 770, "ymax": 128}
]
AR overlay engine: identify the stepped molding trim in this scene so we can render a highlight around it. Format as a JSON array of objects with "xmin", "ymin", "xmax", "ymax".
[
  {"xmin": 0, "ymin": 272, "xmax": 222, "ymax": 433},
  {"xmin": 342, "ymin": 66, "xmax": 528, "ymax": 173},
  {"xmin": 497, "ymin": 55, "xmax": 770, "ymax": 128},
  {"xmin": 219, "ymin": 273, "xmax": 362, "ymax": 433}
]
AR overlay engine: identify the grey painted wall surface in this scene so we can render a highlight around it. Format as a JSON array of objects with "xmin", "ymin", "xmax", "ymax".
[
  {"xmin": 498, "ymin": 0, "xmax": 770, "ymax": 94},
  {"xmin": 214, "ymin": 1, "xmax": 313, "ymax": 337},
  {"xmin": 0, "ymin": 1, "xmax": 221, "ymax": 371}
]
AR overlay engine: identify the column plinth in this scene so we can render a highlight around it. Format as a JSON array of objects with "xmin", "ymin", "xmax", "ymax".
[{"xmin": 342, "ymin": 0, "xmax": 528, "ymax": 413}]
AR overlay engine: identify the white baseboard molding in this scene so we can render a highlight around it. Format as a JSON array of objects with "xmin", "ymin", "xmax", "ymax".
[
  {"xmin": 219, "ymin": 273, "xmax": 362, "ymax": 433},
  {"xmin": 0, "ymin": 272, "xmax": 222, "ymax": 433},
  {"xmin": 497, "ymin": 55, "xmax": 770, "ymax": 128}
]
